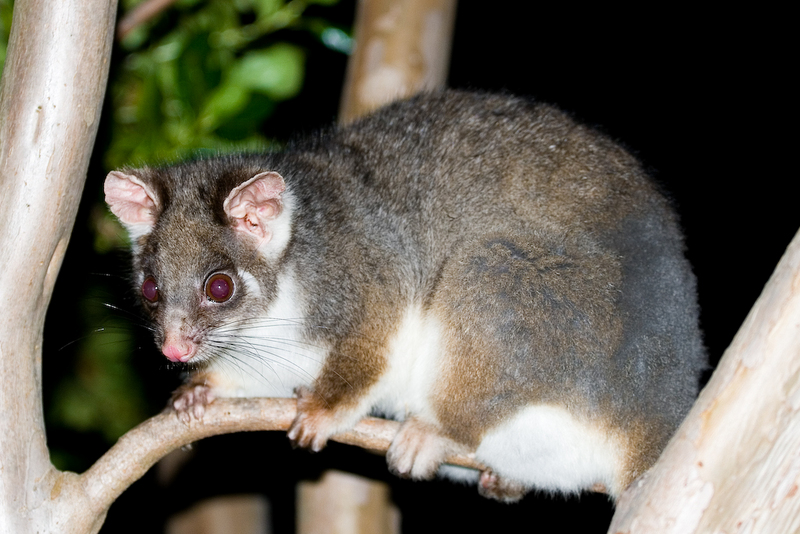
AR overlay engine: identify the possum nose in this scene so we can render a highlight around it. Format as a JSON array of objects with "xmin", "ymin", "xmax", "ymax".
[{"xmin": 162, "ymin": 339, "xmax": 196, "ymax": 362}]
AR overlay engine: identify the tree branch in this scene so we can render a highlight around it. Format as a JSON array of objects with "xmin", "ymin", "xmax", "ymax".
[
  {"xmin": 117, "ymin": 0, "xmax": 178, "ymax": 41},
  {"xmin": 81, "ymin": 398, "xmax": 486, "ymax": 513}
]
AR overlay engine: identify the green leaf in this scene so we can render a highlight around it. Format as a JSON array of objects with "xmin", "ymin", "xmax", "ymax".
[
  {"xmin": 253, "ymin": 0, "xmax": 283, "ymax": 19},
  {"xmin": 230, "ymin": 43, "xmax": 305, "ymax": 100},
  {"xmin": 199, "ymin": 81, "xmax": 250, "ymax": 132},
  {"xmin": 216, "ymin": 93, "xmax": 276, "ymax": 140},
  {"xmin": 199, "ymin": 42, "xmax": 304, "ymax": 132}
]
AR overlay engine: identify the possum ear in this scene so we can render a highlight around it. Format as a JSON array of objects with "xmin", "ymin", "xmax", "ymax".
[
  {"xmin": 104, "ymin": 171, "xmax": 160, "ymax": 238},
  {"xmin": 223, "ymin": 171, "xmax": 287, "ymax": 248}
]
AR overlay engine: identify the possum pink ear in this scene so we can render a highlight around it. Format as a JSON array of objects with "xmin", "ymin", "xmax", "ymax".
[
  {"xmin": 223, "ymin": 171, "xmax": 286, "ymax": 242},
  {"xmin": 104, "ymin": 171, "xmax": 160, "ymax": 231}
]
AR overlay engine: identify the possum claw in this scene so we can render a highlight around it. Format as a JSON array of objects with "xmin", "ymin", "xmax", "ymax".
[{"xmin": 171, "ymin": 384, "xmax": 215, "ymax": 423}]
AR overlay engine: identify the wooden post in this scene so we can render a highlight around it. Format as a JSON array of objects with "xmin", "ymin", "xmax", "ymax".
[
  {"xmin": 338, "ymin": 0, "xmax": 456, "ymax": 123},
  {"xmin": 297, "ymin": 2, "xmax": 457, "ymax": 531},
  {"xmin": 297, "ymin": 471, "xmax": 400, "ymax": 534},
  {"xmin": 166, "ymin": 495, "xmax": 271, "ymax": 534}
]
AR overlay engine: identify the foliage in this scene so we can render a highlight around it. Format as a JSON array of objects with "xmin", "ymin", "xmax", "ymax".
[{"xmin": 108, "ymin": 0, "xmax": 350, "ymax": 169}]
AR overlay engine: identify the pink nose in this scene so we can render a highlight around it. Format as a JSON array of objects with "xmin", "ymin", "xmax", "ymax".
[{"xmin": 162, "ymin": 341, "xmax": 195, "ymax": 362}]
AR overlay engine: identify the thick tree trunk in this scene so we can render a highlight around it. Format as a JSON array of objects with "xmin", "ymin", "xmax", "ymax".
[{"xmin": 0, "ymin": 0, "xmax": 118, "ymax": 532}]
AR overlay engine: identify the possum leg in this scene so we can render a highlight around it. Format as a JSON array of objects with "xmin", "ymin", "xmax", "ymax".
[{"xmin": 387, "ymin": 417, "xmax": 472, "ymax": 479}]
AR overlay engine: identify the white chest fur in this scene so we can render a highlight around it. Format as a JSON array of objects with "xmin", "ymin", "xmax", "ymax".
[
  {"xmin": 205, "ymin": 270, "xmax": 326, "ymax": 398},
  {"xmin": 366, "ymin": 303, "xmax": 445, "ymax": 422}
]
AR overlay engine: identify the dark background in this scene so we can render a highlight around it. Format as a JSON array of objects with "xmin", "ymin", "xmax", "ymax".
[{"xmin": 45, "ymin": 3, "xmax": 795, "ymax": 533}]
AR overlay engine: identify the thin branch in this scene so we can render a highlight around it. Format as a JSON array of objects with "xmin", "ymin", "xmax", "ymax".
[
  {"xmin": 117, "ymin": 0, "xmax": 178, "ymax": 40},
  {"xmin": 81, "ymin": 398, "xmax": 485, "ymax": 513}
]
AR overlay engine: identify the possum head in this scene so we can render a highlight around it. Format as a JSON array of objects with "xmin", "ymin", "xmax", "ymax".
[{"xmin": 104, "ymin": 163, "xmax": 293, "ymax": 364}]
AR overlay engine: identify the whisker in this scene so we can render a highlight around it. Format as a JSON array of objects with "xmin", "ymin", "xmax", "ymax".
[
  {"xmin": 208, "ymin": 337, "xmax": 320, "ymax": 385},
  {"xmin": 100, "ymin": 302, "xmax": 154, "ymax": 324},
  {"xmin": 208, "ymin": 336, "xmax": 304, "ymax": 378},
  {"xmin": 210, "ymin": 345, "xmax": 279, "ymax": 387}
]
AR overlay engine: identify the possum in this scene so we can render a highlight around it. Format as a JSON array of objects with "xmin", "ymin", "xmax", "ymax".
[{"xmin": 104, "ymin": 90, "xmax": 706, "ymax": 501}]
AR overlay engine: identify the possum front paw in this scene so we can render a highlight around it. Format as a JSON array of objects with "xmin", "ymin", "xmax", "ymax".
[
  {"xmin": 287, "ymin": 386, "xmax": 341, "ymax": 452},
  {"xmin": 478, "ymin": 469, "xmax": 528, "ymax": 503},
  {"xmin": 171, "ymin": 383, "xmax": 215, "ymax": 423},
  {"xmin": 387, "ymin": 417, "xmax": 470, "ymax": 480}
]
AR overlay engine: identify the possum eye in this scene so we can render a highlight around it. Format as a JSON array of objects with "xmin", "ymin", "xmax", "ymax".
[
  {"xmin": 205, "ymin": 273, "xmax": 234, "ymax": 303},
  {"xmin": 142, "ymin": 276, "xmax": 159, "ymax": 303}
]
